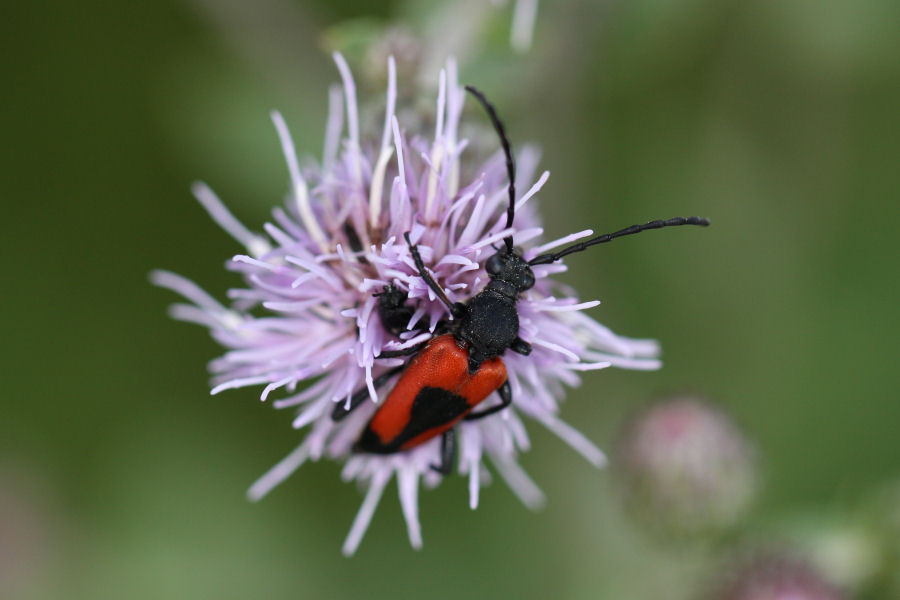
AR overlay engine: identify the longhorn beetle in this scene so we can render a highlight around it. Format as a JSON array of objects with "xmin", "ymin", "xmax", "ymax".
[{"xmin": 332, "ymin": 86, "xmax": 709, "ymax": 474}]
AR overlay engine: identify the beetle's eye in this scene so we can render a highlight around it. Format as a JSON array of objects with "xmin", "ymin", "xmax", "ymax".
[
  {"xmin": 485, "ymin": 253, "xmax": 503, "ymax": 276},
  {"xmin": 520, "ymin": 270, "xmax": 535, "ymax": 291}
]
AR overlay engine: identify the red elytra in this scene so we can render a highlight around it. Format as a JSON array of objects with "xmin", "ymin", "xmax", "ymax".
[{"xmin": 354, "ymin": 334, "xmax": 506, "ymax": 454}]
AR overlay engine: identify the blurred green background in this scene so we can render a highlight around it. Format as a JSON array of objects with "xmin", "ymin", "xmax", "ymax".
[{"xmin": 2, "ymin": 0, "xmax": 897, "ymax": 598}]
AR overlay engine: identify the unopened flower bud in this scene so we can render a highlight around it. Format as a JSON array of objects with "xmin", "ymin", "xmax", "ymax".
[
  {"xmin": 713, "ymin": 554, "xmax": 845, "ymax": 600},
  {"xmin": 613, "ymin": 396, "xmax": 758, "ymax": 537}
]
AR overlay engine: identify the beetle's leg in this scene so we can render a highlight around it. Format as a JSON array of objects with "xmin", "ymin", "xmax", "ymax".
[
  {"xmin": 331, "ymin": 365, "xmax": 404, "ymax": 421},
  {"xmin": 465, "ymin": 380, "xmax": 512, "ymax": 420},
  {"xmin": 404, "ymin": 232, "xmax": 467, "ymax": 320},
  {"xmin": 430, "ymin": 429, "xmax": 456, "ymax": 476},
  {"xmin": 511, "ymin": 337, "xmax": 532, "ymax": 356},
  {"xmin": 467, "ymin": 349, "xmax": 486, "ymax": 375},
  {"xmin": 372, "ymin": 284, "xmax": 437, "ymax": 355},
  {"xmin": 375, "ymin": 284, "xmax": 417, "ymax": 338}
]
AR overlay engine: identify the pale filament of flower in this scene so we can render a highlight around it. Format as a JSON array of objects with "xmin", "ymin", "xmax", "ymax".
[
  {"xmin": 322, "ymin": 85, "xmax": 343, "ymax": 176},
  {"xmin": 369, "ymin": 56, "xmax": 397, "ymax": 231},
  {"xmin": 271, "ymin": 111, "xmax": 328, "ymax": 252},
  {"xmin": 192, "ymin": 182, "xmax": 271, "ymax": 258},
  {"xmin": 423, "ymin": 68, "xmax": 447, "ymax": 226},
  {"xmin": 333, "ymin": 52, "xmax": 363, "ymax": 188},
  {"xmin": 444, "ymin": 59, "xmax": 463, "ymax": 200}
]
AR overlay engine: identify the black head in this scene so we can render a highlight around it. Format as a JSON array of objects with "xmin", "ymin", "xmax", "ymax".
[{"xmin": 484, "ymin": 248, "xmax": 535, "ymax": 298}]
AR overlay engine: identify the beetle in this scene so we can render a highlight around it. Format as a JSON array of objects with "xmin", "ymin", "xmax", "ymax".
[{"xmin": 332, "ymin": 86, "xmax": 709, "ymax": 474}]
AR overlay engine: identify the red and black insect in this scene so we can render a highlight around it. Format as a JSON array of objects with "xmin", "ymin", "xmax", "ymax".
[{"xmin": 332, "ymin": 86, "xmax": 709, "ymax": 474}]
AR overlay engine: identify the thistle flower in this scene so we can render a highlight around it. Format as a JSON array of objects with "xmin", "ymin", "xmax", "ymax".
[
  {"xmin": 613, "ymin": 396, "xmax": 758, "ymax": 538},
  {"xmin": 713, "ymin": 554, "xmax": 845, "ymax": 600},
  {"xmin": 152, "ymin": 53, "xmax": 661, "ymax": 555}
]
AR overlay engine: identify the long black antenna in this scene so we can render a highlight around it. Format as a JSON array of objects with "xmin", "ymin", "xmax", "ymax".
[
  {"xmin": 464, "ymin": 85, "xmax": 516, "ymax": 253},
  {"xmin": 528, "ymin": 216, "xmax": 710, "ymax": 265}
]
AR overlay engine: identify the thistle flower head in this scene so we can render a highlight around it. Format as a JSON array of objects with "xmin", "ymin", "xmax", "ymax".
[
  {"xmin": 613, "ymin": 396, "xmax": 758, "ymax": 538},
  {"xmin": 713, "ymin": 554, "xmax": 845, "ymax": 600},
  {"xmin": 153, "ymin": 53, "xmax": 661, "ymax": 555}
]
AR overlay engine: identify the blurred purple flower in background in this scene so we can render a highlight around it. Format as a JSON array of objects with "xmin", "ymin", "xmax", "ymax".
[
  {"xmin": 613, "ymin": 396, "xmax": 758, "ymax": 538},
  {"xmin": 712, "ymin": 554, "xmax": 845, "ymax": 600},
  {"xmin": 153, "ymin": 53, "xmax": 662, "ymax": 555}
]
